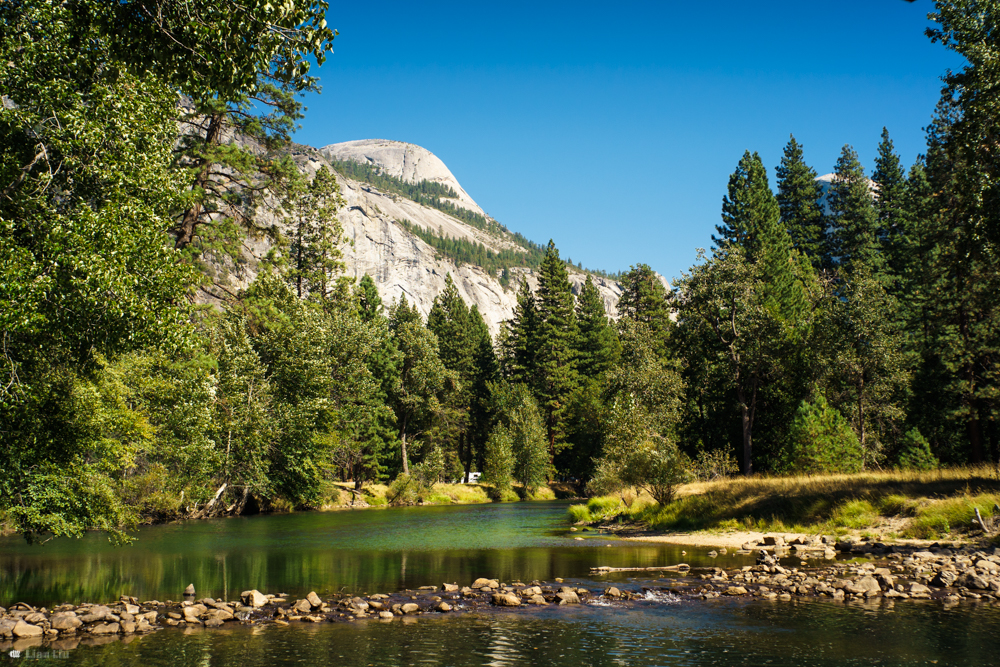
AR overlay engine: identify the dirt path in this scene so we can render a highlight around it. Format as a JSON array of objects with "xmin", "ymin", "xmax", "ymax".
[{"xmin": 622, "ymin": 532, "xmax": 764, "ymax": 549}]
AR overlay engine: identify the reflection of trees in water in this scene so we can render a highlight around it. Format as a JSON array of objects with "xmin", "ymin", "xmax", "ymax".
[
  {"xmin": 0, "ymin": 502, "xmax": 737, "ymax": 605},
  {"xmin": 4, "ymin": 601, "xmax": 998, "ymax": 666},
  {"xmin": 0, "ymin": 542, "xmax": 723, "ymax": 605}
]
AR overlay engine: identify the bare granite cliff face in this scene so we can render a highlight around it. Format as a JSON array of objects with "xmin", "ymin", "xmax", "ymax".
[
  {"xmin": 200, "ymin": 138, "xmax": 623, "ymax": 335},
  {"xmin": 282, "ymin": 140, "xmax": 623, "ymax": 335}
]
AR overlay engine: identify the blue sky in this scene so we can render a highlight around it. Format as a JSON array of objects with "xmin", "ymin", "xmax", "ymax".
[{"xmin": 295, "ymin": 1, "xmax": 964, "ymax": 280}]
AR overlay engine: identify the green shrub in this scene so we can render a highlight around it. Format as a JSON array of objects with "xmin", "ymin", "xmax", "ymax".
[
  {"xmin": 897, "ymin": 429, "xmax": 938, "ymax": 471},
  {"xmin": 783, "ymin": 393, "xmax": 863, "ymax": 474},
  {"xmin": 386, "ymin": 473, "xmax": 430, "ymax": 506},
  {"xmin": 489, "ymin": 383, "xmax": 549, "ymax": 498},
  {"xmin": 690, "ymin": 449, "xmax": 739, "ymax": 481},
  {"xmin": 481, "ymin": 427, "xmax": 514, "ymax": 500}
]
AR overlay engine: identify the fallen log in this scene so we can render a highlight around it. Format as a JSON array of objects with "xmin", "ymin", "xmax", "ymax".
[{"xmin": 590, "ymin": 563, "xmax": 690, "ymax": 573}]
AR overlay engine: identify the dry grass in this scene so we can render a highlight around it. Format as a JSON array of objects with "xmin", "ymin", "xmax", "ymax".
[
  {"xmin": 322, "ymin": 481, "xmax": 555, "ymax": 509},
  {"xmin": 570, "ymin": 466, "xmax": 1000, "ymax": 541}
]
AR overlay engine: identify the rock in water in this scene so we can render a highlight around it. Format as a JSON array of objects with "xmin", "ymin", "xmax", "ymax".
[
  {"xmin": 491, "ymin": 593, "xmax": 521, "ymax": 607},
  {"xmin": 12, "ymin": 621, "xmax": 43, "ymax": 638},
  {"xmin": 555, "ymin": 591, "xmax": 580, "ymax": 605},
  {"xmin": 306, "ymin": 591, "xmax": 322, "ymax": 608},
  {"xmin": 49, "ymin": 613, "xmax": 82, "ymax": 631},
  {"xmin": 184, "ymin": 584, "xmax": 196, "ymax": 596},
  {"xmin": 241, "ymin": 590, "xmax": 268, "ymax": 608}
]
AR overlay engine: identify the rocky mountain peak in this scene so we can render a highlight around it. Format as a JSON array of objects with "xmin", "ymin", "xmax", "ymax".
[{"xmin": 321, "ymin": 139, "xmax": 485, "ymax": 217}]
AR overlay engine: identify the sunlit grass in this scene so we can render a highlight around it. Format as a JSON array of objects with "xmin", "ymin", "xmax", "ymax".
[
  {"xmin": 568, "ymin": 466, "xmax": 1000, "ymax": 540},
  {"xmin": 322, "ymin": 480, "xmax": 556, "ymax": 508}
]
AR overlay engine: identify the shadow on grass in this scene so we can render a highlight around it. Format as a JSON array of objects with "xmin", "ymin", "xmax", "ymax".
[{"xmin": 633, "ymin": 467, "xmax": 1000, "ymax": 540}]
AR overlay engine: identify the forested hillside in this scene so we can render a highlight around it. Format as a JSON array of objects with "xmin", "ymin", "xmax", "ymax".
[{"xmin": 2, "ymin": 0, "xmax": 998, "ymax": 545}]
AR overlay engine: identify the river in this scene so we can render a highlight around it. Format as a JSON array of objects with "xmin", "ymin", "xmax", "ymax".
[{"xmin": 1, "ymin": 500, "xmax": 998, "ymax": 666}]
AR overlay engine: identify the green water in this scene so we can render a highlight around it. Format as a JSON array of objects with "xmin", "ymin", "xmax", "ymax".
[
  {"xmin": 0, "ymin": 501, "xmax": 736, "ymax": 605},
  {"xmin": 2, "ymin": 501, "xmax": 999, "ymax": 666}
]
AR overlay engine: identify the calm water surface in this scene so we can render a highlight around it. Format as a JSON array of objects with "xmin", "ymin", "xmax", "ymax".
[
  {"xmin": 1, "ymin": 500, "xmax": 999, "ymax": 666},
  {"xmin": 0, "ymin": 501, "xmax": 738, "ymax": 604}
]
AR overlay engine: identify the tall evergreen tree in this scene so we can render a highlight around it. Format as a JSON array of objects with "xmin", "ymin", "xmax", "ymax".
[
  {"xmin": 676, "ymin": 248, "xmax": 784, "ymax": 475},
  {"xmin": 872, "ymin": 128, "xmax": 909, "ymax": 277},
  {"xmin": 282, "ymin": 166, "xmax": 345, "ymax": 302},
  {"xmin": 776, "ymin": 135, "xmax": 827, "ymax": 270},
  {"xmin": 574, "ymin": 276, "xmax": 621, "ymax": 380},
  {"xmin": 355, "ymin": 274, "xmax": 383, "ymax": 323},
  {"xmin": 827, "ymin": 145, "xmax": 882, "ymax": 275},
  {"xmin": 815, "ymin": 265, "xmax": 910, "ymax": 463},
  {"xmin": 910, "ymin": 82, "xmax": 1000, "ymax": 464},
  {"xmin": 504, "ymin": 278, "xmax": 540, "ymax": 385},
  {"xmin": 533, "ymin": 241, "xmax": 580, "ymax": 457},
  {"xmin": 616, "ymin": 264, "xmax": 673, "ymax": 356},
  {"xmin": 427, "ymin": 274, "xmax": 478, "ymax": 478},
  {"xmin": 717, "ymin": 150, "xmax": 806, "ymax": 321},
  {"xmin": 468, "ymin": 306, "xmax": 498, "ymax": 478},
  {"xmin": 427, "ymin": 276, "xmax": 474, "ymax": 372},
  {"xmin": 387, "ymin": 298, "xmax": 450, "ymax": 476}
]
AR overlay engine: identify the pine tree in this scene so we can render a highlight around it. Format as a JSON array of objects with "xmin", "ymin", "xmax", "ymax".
[
  {"xmin": 427, "ymin": 274, "xmax": 477, "ymax": 478},
  {"xmin": 504, "ymin": 278, "xmax": 539, "ymax": 385},
  {"xmin": 468, "ymin": 305, "xmax": 498, "ymax": 478},
  {"xmin": 675, "ymin": 248, "xmax": 784, "ymax": 475},
  {"xmin": 776, "ymin": 135, "xmax": 827, "ymax": 270},
  {"xmin": 827, "ymin": 145, "xmax": 882, "ymax": 275},
  {"xmin": 872, "ymin": 128, "xmax": 909, "ymax": 277},
  {"xmin": 355, "ymin": 274, "xmax": 383, "ymax": 322},
  {"xmin": 387, "ymin": 298, "xmax": 450, "ymax": 476},
  {"xmin": 717, "ymin": 150, "xmax": 806, "ymax": 321},
  {"xmin": 388, "ymin": 295, "xmax": 422, "ymax": 331},
  {"xmin": 815, "ymin": 264, "xmax": 909, "ymax": 462},
  {"xmin": 616, "ymin": 263, "xmax": 673, "ymax": 356},
  {"xmin": 534, "ymin": 241, "xmax": 580, "ymax": 457},
  {"xmin": 715, "ymin": 151, "xmax": 782, "ymax": 259},
  {"xmin": 427, "ymin": 275, "xmax": 473, "ymax": 374},
  {"xmin": 282, "ymin": 166, "xmax": 345, "ymax": 302},
  {"xmin": 908, "ymin": 88, "xmax": 1000, "ymax": 464},
  {"xmin": 575, "ymin": 275, "xmax": 621, "ymax": 380}
]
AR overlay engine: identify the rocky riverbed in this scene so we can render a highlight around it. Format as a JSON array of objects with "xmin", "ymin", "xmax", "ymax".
[{"xmin": 3, "ymin": 538, "xmax": 998, "ymax": 654}]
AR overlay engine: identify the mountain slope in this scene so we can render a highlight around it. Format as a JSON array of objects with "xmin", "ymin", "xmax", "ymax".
[{"xmin": 282, "ymin": 139, "xmax": 623, "ymax": 334}]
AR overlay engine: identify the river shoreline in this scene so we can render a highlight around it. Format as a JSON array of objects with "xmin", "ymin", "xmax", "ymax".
[{"xmin": 4, "ymin": 538, "xmax": 999, "ymax": 653}]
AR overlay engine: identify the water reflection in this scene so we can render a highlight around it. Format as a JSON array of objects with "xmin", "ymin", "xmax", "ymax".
[
  {"xmin": 16, "ymin": 598, "xmax": 1000, "ymax": 667},
  {"xmin": 0, "ymin": 502, "xmax": 746, "ymax": 605}
]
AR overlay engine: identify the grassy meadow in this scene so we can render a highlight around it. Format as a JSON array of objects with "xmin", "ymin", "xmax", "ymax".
[{"xmin": 569, "ymin": 466, "xmax": 1000, "ymax": 542}]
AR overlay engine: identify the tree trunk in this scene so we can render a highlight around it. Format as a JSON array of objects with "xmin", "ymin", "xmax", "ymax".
[
  {"xmin": 857, "ymin": 376, "xmax": 866, "ymax": 454},
  {"xmin": 174, "ymin": 113, "xmax": 224, "ymax": 250},
  {"xmin": 461, "ymin": 431, "xmax": 472, "ymax": 483},
  {"xmin": 969, "ymin": 402, "xmax": 985, "ymax": 463},
  {"xmin": 401, "ymin": 433, "xmax": 410, "ymax": 476},
  {"xmin": 737, "ymin": 387, "xmax": 753, "ymax": 476}
]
